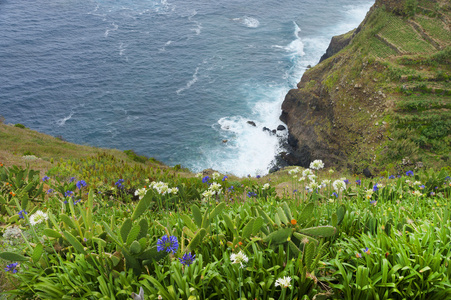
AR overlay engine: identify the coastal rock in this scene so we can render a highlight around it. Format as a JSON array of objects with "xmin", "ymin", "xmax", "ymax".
[
  {"xmin": 277, "ymin": 125, "xmax": 286, "ymax": 131},
  {"xmin": 319, "ymin": 30, "xmax": 355, "ymax": 63},
  {"xmin": 247, "ymin": 121, "xmax": 256, "ymax": 127}
]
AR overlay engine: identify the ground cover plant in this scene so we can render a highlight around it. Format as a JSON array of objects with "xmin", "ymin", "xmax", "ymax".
[{"xmin": 1, "ymin": 157, "xmax": 450, "ymax": 300}]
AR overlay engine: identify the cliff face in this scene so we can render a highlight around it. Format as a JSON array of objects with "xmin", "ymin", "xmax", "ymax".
[{"xmin": 280, "ymin": 0, "xmax": 451, "ymax": 172}]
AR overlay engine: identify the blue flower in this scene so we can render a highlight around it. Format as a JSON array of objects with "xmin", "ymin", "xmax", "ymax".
[
  {"xmin": 73, "ymin": 199, "xmax": 81, "ymax": 205},
  {"xmin": 419, "ymin": 185, "xmax": 425, "ymax": 189},
  {"xmin": 355, "ymin": 179, "xmax": 361, "ymax": 186},
  {"xmin": 115, "ymin": 179, "xmax": 125, "ymax": 188},
  {"xmin": 47, "ymin": 189, "xmax": 54, "ymax": 194},
  {"xmin": 69, "ymin": 177, "xmax": 76, "ymax": 182},
  {"xmin": 373, "ymin": 183, "xmax": 379, "ymax": 192},
  {"xmin": 42, "ymin": 176, "xmax": 50, "ymax": 182},
  {"xmin": 202, "ymin": 176, "xmax": 210, "ymax": 184},
  {"xmin": 228, "ymin": 186, "xmax": 234, "ymax": 192},
  {"xmin": 179, "ymin": 252, "xmax": 196, "ymax": 266},
  {"xmin": 370, "ymin": 200, "xmax": 377, "ymax": 206},
  {"xmin": 65, "ymin": 190, "xmax": 74, "ymax": 197},
  {"xmin": 222, "ymin": 176, "xmax": 228, "ymax": 182},
  {"xmin": 247, "ymin": 191, "xmax": 257, "ymax": 198},
  {"xmin": 256, "ymin": 175, "xmax": 261, "ymax": 179},
  {"xmin": 4, "ymin": 262, "xmax": 19, "ymax": 273},
  {"xmin": 406, "ymin": 170, "xmax": 414, "ymax": 177},
  {"xmin": 157, "ymin": 235, "xmax": 179, "ymax": 254},
  {"xmin": 344, "ymin": 179, "xmax": 350, "ymax": 184},
  {"xmin": 293, "ymin": 189, "xmax": 298, "ymax": 194},
  {"xmin": 18, "ymin": 210, "xmax": 27, "ymax": 219},
  {"xmin": 331, "ymin": 192, "xmax": 338, "ymax": 198},
  {"xmin": 389, "ymin": 175, "xmax": 395, "ymax": 179},
  {"xmin": 76, "ymin": 180, "xmax": 87, "ymax": 189}
]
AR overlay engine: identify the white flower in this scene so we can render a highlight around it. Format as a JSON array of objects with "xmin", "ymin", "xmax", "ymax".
[
  {"xmin": 195, "ymin": 173, "xmax": 203, "ymax": 178},
  {"xmin": 202, "ymin": 190, "xmax": 214, "ymax": 198},
  {"xmin": 308, "ymin": 174, "xmax": 317, "ymax": 182},
  {"xmin": 262, "ymin": 183, "xmax": 270, "ymax": 190},
  {"xmin": 413, "ymin": 190, "xmax": 422, "ymax": 196},
  {"xmin": 329, "ymin": 169, "xmax": 334, "ymax": 174},
  {"xmin": 230, "ymin": 251, "xmax": 248, "ymax": 268},
  {"xmin": 413, "ymin": 181, "xmax": 421, "ymax": 186},
  {"xmin": 321, "ymin": 179, "xmax": 331, "ymax": 188},
  {"xmin": 332, "ymin": 180, "xmax": 346, "ymax": 192},
  {"xmin": 170, "ymin": 187, "xmax": 179, "ymax": 195},
  {"xmin": 310, "ymin": 159, "xmax": 324, "ymax": 170},
  {"xmin": 212, "ymin": 172, "xmax": 221, "ymax": 180},
  {"xmin": 307, "ymin": 181, "xmax": 319, "ymax": 191},
  {"xmin": 134, "ymin": 188, "xmax": 147, "ymax": 200},
  {"xmin": 365, "ymin": 189, "xmax": 373, "ymax": 199},
  {"xmin": 275, "ymin": 276, "xmax": 292, "ymax": 288},
  {"xmin": 302, "ymin": 169, "xmax": 313, "ymax": 177},
  {"xmin": 29, "ymin": 210, "xmax": 48, "ymax": 226},
  {"xmin": 288, "ymin": 167, "xmax": 300, "ymax": 175},
  {"xmin": 209, "ymin": 182, "xmax": 222, "ymax": 195},
  {"xmin": 298, "ymin": 176, "xmax": 306, "ymax": 182}
]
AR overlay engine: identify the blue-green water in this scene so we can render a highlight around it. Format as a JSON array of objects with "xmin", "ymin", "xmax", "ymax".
[{"xmin": 0, "ymin": 0, "xmax": 374, "ymax": 176}]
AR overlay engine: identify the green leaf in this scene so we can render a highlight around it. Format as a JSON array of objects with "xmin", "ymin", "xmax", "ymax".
[
  {"xmin": 0, "ymin": 251, "xmax": 28, "ymax": 261},
  {"xmin": 252, "ymin": 216, "xmax": 264, "ymax": 235},
  {"xmin": 120, "ymin": 218, "xmax": 132, "ymax": 243},
  {"xmin": 60, "ymin": 214, "xmax": 76, "ymax": 230},
  {"xmin": 299, "ymin": 203, "xmax": 314, "ymax": 223},
  {"xmin": 126, "ymin": 224, "xmax": 141, "ymax": 246},
  {"xmin": 181, "ymin": 214, "xmax": 198, "ymax": 232},
  {"xmin": 187, "ymin": 228, "xmax": 207, "ymax": 252},
  {"xmin": 242, "ymin": 219, "xmax": 254, "ymax": 239},
  {"xmin": 132, "ymin": 192, "xmax": 153, "ymax": 221},
  {"xmin": 129, "ymin": 240, "xmax": 142, "ymax": 254},
  {"xmin": 191, "ymin": 204, "xmax": 202, "ymax": 228},
  {"xmin": 277, "ymin": 207, "xmax": 289, "ymax": 225},
  {"xmin": 63, "ymin": 231, "xmax": 87, "ymax": 254},
  {"xmin": 43, "ymin": 228, "xmax": 62, "ymax": 238},
  {"xmin": 281, "ymin": 202, "xmax": 293, "ymax": 222},
  {"xmin": 136, "ymin": 218, "xmax": 148, "ymax": 240},
  {"xmin": 32, "ymin": 243, "xmax": 44, "ymax": 263},
  {"xmin": 263, "ymin": 228, "xmax": 293, "ymax": 245},
  {"xmin": 299, "ymin": 226, "xmax": 336, "ymax": 238}
]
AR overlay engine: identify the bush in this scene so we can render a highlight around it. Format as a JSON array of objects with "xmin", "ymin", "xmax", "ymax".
[{"xmin": 14, "ymin": 123, "xmax": 26, "ymax": 129}]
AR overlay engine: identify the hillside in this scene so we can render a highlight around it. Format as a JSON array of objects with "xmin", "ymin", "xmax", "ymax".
[{"xmin": 280, "ymin": 0, "xmax": 451, "ymax": 175}]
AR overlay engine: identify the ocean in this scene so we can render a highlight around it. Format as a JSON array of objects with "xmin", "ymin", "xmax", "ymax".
[{"xmin": 0, "ymin": 0, "xmax": 374, "ymax": 176}]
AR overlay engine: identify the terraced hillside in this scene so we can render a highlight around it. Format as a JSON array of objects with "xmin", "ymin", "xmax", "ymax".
[{"xmin": 280, "ymin": 0, "xmax": 451, "ymax": 174}]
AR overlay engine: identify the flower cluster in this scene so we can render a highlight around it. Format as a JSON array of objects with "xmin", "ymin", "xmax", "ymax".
[
  {"xmin": 150, "ymin": 181, "xmax": 178, "ymax": 195},
  {"xmin": 202, "ymin": 181, "xmax": 222, "ymax": 199},
  {"xmin": 309, "ymin": 159, "xmax": 324, "ymax": 170},
  {"xmin": 18, "ymin": 210, "xmax": 27, "ymax": 219},
  {"xmin": 76, "ymin": 180, "xmax": 87, "ymax": 189},
  {"xmin": 4, "ymin": 262, "xmax": 19, "ymax": 274},
  {"xmin": 115, "ymin": 179, "xmax": 125, "ymax": 189},
  {"xmin": 157, "ymin": 235, "xmax": 179, "ymax": 254},
  {"xmin": 332, "ymin": 180, "xmax": 346, "ymax": 193},
  {"xmin": 275, "ymin": 276, "xmax": 292, "ymax": 288},
  {"xmin": 230, "ymin": 251, "xmax": 248, "ymax": 268},
  {"xmin": 29, "ymin": 210, "xmax": 48, "ymax": 226},
  {"xmin": 179, "ymin": 252, "xmax": 196, "ymax": 266}
]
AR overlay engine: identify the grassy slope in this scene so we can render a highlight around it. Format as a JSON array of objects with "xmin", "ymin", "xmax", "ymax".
[{"xmin": 300, "ymin": 0, "xmax": 450, "ymax": 174}]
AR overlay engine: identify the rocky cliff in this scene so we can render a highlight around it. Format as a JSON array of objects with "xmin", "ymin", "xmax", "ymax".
[{"xmin": 279, "ymin": 0, "xmax": 451, "ymax": 173}]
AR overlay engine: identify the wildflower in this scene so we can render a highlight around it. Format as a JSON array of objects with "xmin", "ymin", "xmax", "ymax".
[
  {"xmin": 291, "ymin": 219, "xmax": 297, "ymax": 225},
  {"xmin": 365, "ymin": 189, "xmax": 373, "ymax": 199},
  {"xmin": 115, "ymin": 179, "xmax": 125, "ymax": 188},
  {"xmin": 343, "ymin": 179, "xmax": 350, "ymax": 185},
  {"xmin": 288, "ymin": 167, "xmax": 300, "ymax": 175},
  {"xmin": 209, "ymin": 182, "xmax": 222, "ymax": 195},
  {"xmin": 247, "ymin": 191, "xmax": 257, "ymax": 198},
  {"xmin": 256, "ymin": 175, "xmax": 261, "ymax": 179},
  {"xmin": 321, "ymin": 179, "xmax": 331, "ymax": 187},
  {"xmin": 302, "ymin": 168, "xmax": 313, "ymax": 177},
  {"xmin": 419, "ymin": 185, "xmax": 425, "ymax": 189},
  {"xmin": 356, "ymin": 253, "xmax": 362, "ymax": 258},
  {"xmin": 170, "ymin": 187, "xmax": 179, "ymax": 195},
  {"xmin": 332, "ymin": 180, "xmax": 346, "ymax": 192},
  {"xmin": 47, "ymin": 189, "xmax": 54, "ymax": 194},
  {"xmin": 364, "ymin": 247, "xmax": 371, "ymax": 255},
  {"xmin": 406, "ymin": 170, "xmax": 414, "ymax": 177},
  {"xmin": 157, "ymin": 235, "xmax": 179, "ymax": 254},
  {"xmin": 355, "ymin": 179, "xmax": 361, "ymax": 186},
  {"xmin": 329, "ymin": 169, "xmax": 334, "ymax": 174},
  {"xmin": 230, "ymin": 251, "xmax": 248, "ymax": 268},
  {"xmin": 202, "ymin": 176, "xmax": 210, "ymax": 184},
  {"xmin": 298, "ymin": 176, "xmax": 306, "ymax": 182},
  {"xmin": 42, "ymin": 176, "xmax": 50, "ymax": 182},
  {"xmin": 308, "ymin": 174, "xmax": 317, "ymax": 182},
  {"xmin": 212, "ymin": 172, "xmax": 221, "ymax": 180},
  {"xmin": 413, "ymin": 181, "xmax": 421, "ymax": 186},
  {"xmin": 18, "ymin": 210, "xmax": 27, "ymax": 219},
  {"xmin": 430, "ymin": 191, "xmax": 435, "ymax": 196},
  {"xmin": 202, "ymin": 189, "xmax": 214, "ymax": 198},
  {"xmin": 29, "ymin": 210, "xmax": 48, "ymax": 226},
  {"xmin": 370, "ymin": 200, "xmax": 377, "ymax": 206},
  {"xmin": 389, "ymin": 175, "xmax": 395, "ymax": 179},
  {"xmin": 76, "ymin": 180, "xmax": 87, "ymax": 189},
  {"xmin": 195, "ymin": 172, "xmax": 203, "ymax": 178},
  {"xmin": 4, "ymin": 262, "xmax": 19, "ymax": 274},
  {"xmin": 310, "ymin": 159, "xmax": 324, "ymax": 170},
  {"xmin": 69, "ymin": 177, "xmax": 76, "ymax": 182},
  {"xmin": 222, "ymin": 176, "xmax": 228, "ymax": 181},
  {"xmin": 373, "ymin": 183, "xmax": 379, "ymax": 192},
  {"xmin": 413, "ymin": 190, "xmax": 422, "ymax": 196},
  {"xmin": 134, "ymin": 188, "xmax": 147, "ymax": 200},
  {"xmin": 331, "ymin": 192, "xmax": 338, "ymax": 198},
  {"xmin": 275, "ymin": 276, "xmax": 292, "ymax": 288},
  {"xmin": 65, "ymin": 190, "xmax": 74, "ymax": 197},
  {"xmin": 262, "ymin": 183, "xmax": 270, "ymax": 190},
  {"xmin": 158, "ymin": 296, "xmax": 163, "ymax": 300},
  {"xmin": 73, "ymin": 199, "xmax": 81, "ymax": 205},
  {"xmin": 179, "ymin": 252, "xmax": 196, "ymax": 266}
]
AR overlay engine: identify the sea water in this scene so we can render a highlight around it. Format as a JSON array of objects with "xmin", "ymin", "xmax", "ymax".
[{"xmin": 0, "ymin": 0, "xmax": 374, "ymax": 176}]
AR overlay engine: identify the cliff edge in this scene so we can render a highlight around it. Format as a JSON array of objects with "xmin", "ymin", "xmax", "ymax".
[{"xmin": 280, "ymin": 0, "xmax": 451, "ymax": 173}]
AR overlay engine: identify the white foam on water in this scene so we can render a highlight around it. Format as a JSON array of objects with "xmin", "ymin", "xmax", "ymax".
[
  {"xmin": 233, "ymin": 16, "xmax": 260, "ymax": 28},
  {"xmin": 55, "ymin": 111, "xmax": 74, "ymax": 127},
  {"xmin": 176, "ymin": 67, "xmax": 199, "ymax": 95},
  {"xmin": 104, "ymin": 22, "xmax": 118, "ymax": 38}
]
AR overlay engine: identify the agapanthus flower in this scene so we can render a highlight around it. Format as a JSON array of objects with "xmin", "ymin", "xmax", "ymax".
[
  {"xmin": 115, "ymin": 179, "xmax": 124, "ymax": 189},
  {"xmin": 370, "ymin": 200, "xmax": 377, "ymax": 206},
  {"xmin": 356, "ymin": 179, "xmax": 361, "ymax": 186},
  {"xmin": 365, "ymin": 189, "xmax": 374, "ymax": 199},
  {"xmin": 4, "ymin": 262, "xmax": 19, "ymax": 273},
  {"xmin": 212, "ymin": 172, "xmax": 221, "ymax": 180},
  {"xmin": 47, "ymin": 189, "xmax": 54, "ymax": 194},
  {"xmin": 331, "ymin": 192, "xmax": 338, "ymax": 198},
  {"xmin": 275, "ymin": 276, "xmax": 292, "ymax": 288},
  {"xmin": 179, "ymin": 252, "xmax": 196, "ymax": 266},
  {"xmin": 332, "ymin": 180, "xmax": 346, "ymax": 192},
  {"xmin": 247, "ymin": 191, "xmax": 257, "ymax": 197},
  {"xmin": 76, "ymin": 180, "xmax": 87, "ymax": 189},
  {"xmin": 18, "ymin": 210, "xmax": 27, "ymax": 219},
  {"xmin": 413, "ymin": 190, "xmax": 422, "ymax": 196},
  {"xmin": 222, "ymin": 176, "xmax": 228, "ymax": 181},
  {"xmin": 302, "ymin": 168, "xmax": 313, "ymax": 177},
  {"xmin": 373, "ymin": 183, "xmax": 379, "ymax": 192},
  {"xmin": 262, "ymin": 183, "xmax": 270, "ymax": 190},
  {"xmin": 364, "ymin": 247, "xmax": 371, "ymax": 255},
  {"xmin": 202, "ymin": 176, "xmax": 210, "ymax": 184},
  {"xmin": 202, "ymin": 189, "xmax": 214, "ymax": 198},
  {"xmin": 157, "ymin": 235, "xmax": 179, "ymax": 254},
  {"xmin": 65, "ymin": 190, "xmax": 74, "ymax": 197},
  {"xmin": 406, "ymin": 170, "xmax": 414, "ymax": 177},
  {"xmin": 230, "ymin": 251, "xmax": 248, "ymax": 268},
  {"xmin": 170, "ymin": 187, "xmax": 179, "ymax": 195},
  {"xmin": 29, "ymin": 210, "xmax": 48, "ymax": 226},
  {"xmin": 134, "ymin": 188, "xmax": 147, "ymax": 200},
  {"xmin": 195, "ymin": 172, "xmax": 203, "ymax": 178},
  {"xmin": 256, "ymin": 175, "xmax": 261, "ymax": 179},
  {"xmin": 310, "ymin": 159, "xmax": 324, "ymax": 170},
  {"xmin": 288, "ymin": 167, "xmax": 300, "ymax": 175},
  {"xmin": 389, "ymin": 175, "xmax": 395, "ymax": 179},
  {"xmin": 69, "ymin": 177, "xmax": 76, "ymax": 182},
  {"xmin": 209, "ymin": 182, "xmax": 222, "ymax": 195},
  {"xmin": 42, "ymin": 176, "xmax": 50, "ymax": 182}
]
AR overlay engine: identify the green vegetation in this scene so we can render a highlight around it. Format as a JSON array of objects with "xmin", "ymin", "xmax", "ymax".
[{"xmin": 0, "ymin": 160, "xmax": 450, "ymax": 299}]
